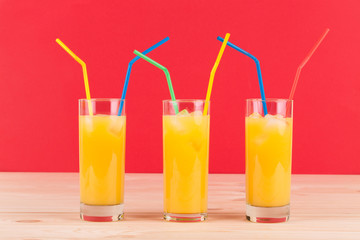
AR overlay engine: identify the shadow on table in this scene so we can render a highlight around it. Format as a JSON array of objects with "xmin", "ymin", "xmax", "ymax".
[
  {"xmin": 207, "ymin": 212, "xmax": 246, "ymax": 222},
  {"xmin": 124, "ymin": 212, "xmax": 164, "ymax": 222},
  {"xmin": 124, "ymin": 211, "xmax": 247, "ymax": 222}
]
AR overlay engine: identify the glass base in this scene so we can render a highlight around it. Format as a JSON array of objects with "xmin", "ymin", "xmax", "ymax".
[
  {"xmin": 246, "ymin": 204, "xmax": 289, "ymax": 223},
  {"xmin": 164, "ymin": 212, "xmax": 207, "ymax": 222},
  {"xmin": 80, "ymin": 203, "xmax": 124, "ymax": 222}
]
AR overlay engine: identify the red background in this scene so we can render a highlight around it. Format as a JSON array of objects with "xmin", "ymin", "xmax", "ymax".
[{"xmin": 0, "ymin": 0, "xmax": 359, "ymax": 174}]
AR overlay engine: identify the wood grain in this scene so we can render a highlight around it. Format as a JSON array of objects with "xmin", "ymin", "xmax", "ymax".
[{"xmin": 0, "ymin": 173, "xmax": 359, "ymax": 239}]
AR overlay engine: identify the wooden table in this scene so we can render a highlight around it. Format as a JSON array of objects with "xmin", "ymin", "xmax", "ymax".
[{"xmin": 0, "ymin": 173, "xmax": 359, "ymax": 239}]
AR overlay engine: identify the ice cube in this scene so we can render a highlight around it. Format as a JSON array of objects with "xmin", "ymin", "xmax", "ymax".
[
  {"xmin": 108, "ymin": 116, "xmax": 125, "ymax": 137},
  {"xmin": 264, "ymin": 113, "xmax": 275, "ymax": 119},
  {"xmin": 265, "ymin": 116, "xmax": 287, "ymax": 135},
  {"xmin": 191, "ymin": 110, "xmax": 204, "ymax": 126},
  {"xmin": 191, "ymin": 110, "xmax": 203, "ymax": 116},
  {"xmin": 177, "ymin": 109, "xmax": 190, "ymax": 116},
  {"xmin": 265, "ymin": 113, "xmax": 285, "ymax": 119},
  {"xmin": 171, "ymin": 109, "xmax": 191, "ymax": 133},
  {"xmin": 168, "ymin": 116, "xmax": 187, "ymax": 133},
  {"xmin": 249, "ymin": 112, "xmax": 262, "ymax": 118},
  {"xmin": 83, "ymin": 116, "xmax": 94, "ymax": 132}
]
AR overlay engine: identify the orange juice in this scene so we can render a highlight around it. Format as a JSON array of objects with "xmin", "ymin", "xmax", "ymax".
[
  {"xmin": 163, "ymin": 111, "xmax": 209, "ymax": 214},
  {"xmin": 246, "ymin": 113, "xmax": 293, "ymax": 207},
  {"xmin": 79, "ymin": 115, "xmax": 126, "ymax": 205}
]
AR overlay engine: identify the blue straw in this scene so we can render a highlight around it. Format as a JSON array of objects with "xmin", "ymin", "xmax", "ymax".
[
  {"xmin": 118, "ymin": 37, "xmax": 170, "ymax": 116},
  {"xmin": 217, "ymin": 36, "xmax": 268, "ymax": 115}
]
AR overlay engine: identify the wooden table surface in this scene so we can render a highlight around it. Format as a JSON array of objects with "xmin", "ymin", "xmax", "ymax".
[{"xmin": 0, "ymin": 173, "xmax": 359, "ymax": 239}]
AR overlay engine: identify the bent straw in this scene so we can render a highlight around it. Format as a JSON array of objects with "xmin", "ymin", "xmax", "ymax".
[
  {"xmin": 133, "ymin": 50, "xmax": 179, "ymax": 114},
  {"xmin": 286, "ymin": 28, "xmax": 330, "ymax": 116},
  {"xmin": 217, "ymin": 37, "xmax": 268, "ymax": 115},
  {"xmin": 289, "ymin": 28, "xmax": 330, "ymax": 101},
  {"xmin": 118, "ymin": 37, "xmax": 170, "ymax": 116},
  {"xmin": 56, "ymin": 39, "xmax": 93, "ymax": 115},
  {"xmin": 203, "ymin": 33, "xmax": 230, "ymax": 115}
]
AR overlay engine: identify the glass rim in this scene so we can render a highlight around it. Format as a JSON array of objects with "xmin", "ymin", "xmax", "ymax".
[
  {"xmin": 78, "ymin": 98, "xmax": 125, "ymax": 102},
  {"xmin": 163, "ymin": 99, "xmax": 209, "ymax": 103},
  {"xmin": 245, "ymin": 98, "xmax": 293, "ymax": 103}
]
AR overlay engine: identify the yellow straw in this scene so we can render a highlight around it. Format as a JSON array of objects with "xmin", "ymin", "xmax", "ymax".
[
  {"xmin": 203, "ymin": 33, "xmax": 230, "ymax": 115},
  {"xmin": 55, "ymin": 38, "xmax": 93, "ymax": 116}
]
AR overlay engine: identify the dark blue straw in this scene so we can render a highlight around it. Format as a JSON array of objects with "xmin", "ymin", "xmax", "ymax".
[
  {"xmin": 217, "ymin": 36, "xmax": 268, "ymax": 115},
  {"xmin": 118, "ymin": 37, "xmax": 170, "ymax": 116}
]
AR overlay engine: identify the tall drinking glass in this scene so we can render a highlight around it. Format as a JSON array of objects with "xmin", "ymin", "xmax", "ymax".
[
  {"xmin": 245, "ymin": 99, "xmax": 293, "ymax": 223},
  {"xmin": 163, "ymin": 100, "xmax": 210, "ymax": 222},
  {"xmin": 79, "ymin": 99, "xmax": 126, "ymax": 222}
]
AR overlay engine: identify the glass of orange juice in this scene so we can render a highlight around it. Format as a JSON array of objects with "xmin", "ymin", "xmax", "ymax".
[
  {"xmin": 79, "ymin": 99, "xmax": 126, "ymax": 222},
  {"xmin": 245, "ymin": 99, "xmax": 293, "ymax": 223},
  {"xmin": 163, "ymin": 100, "xmax": 210, "ymax": 222}
]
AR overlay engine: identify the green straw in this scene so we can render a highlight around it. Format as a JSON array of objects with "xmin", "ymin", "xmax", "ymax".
[{"xmin": 134, "ymin": 50, "xmax": 179, "ymax": 114}]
